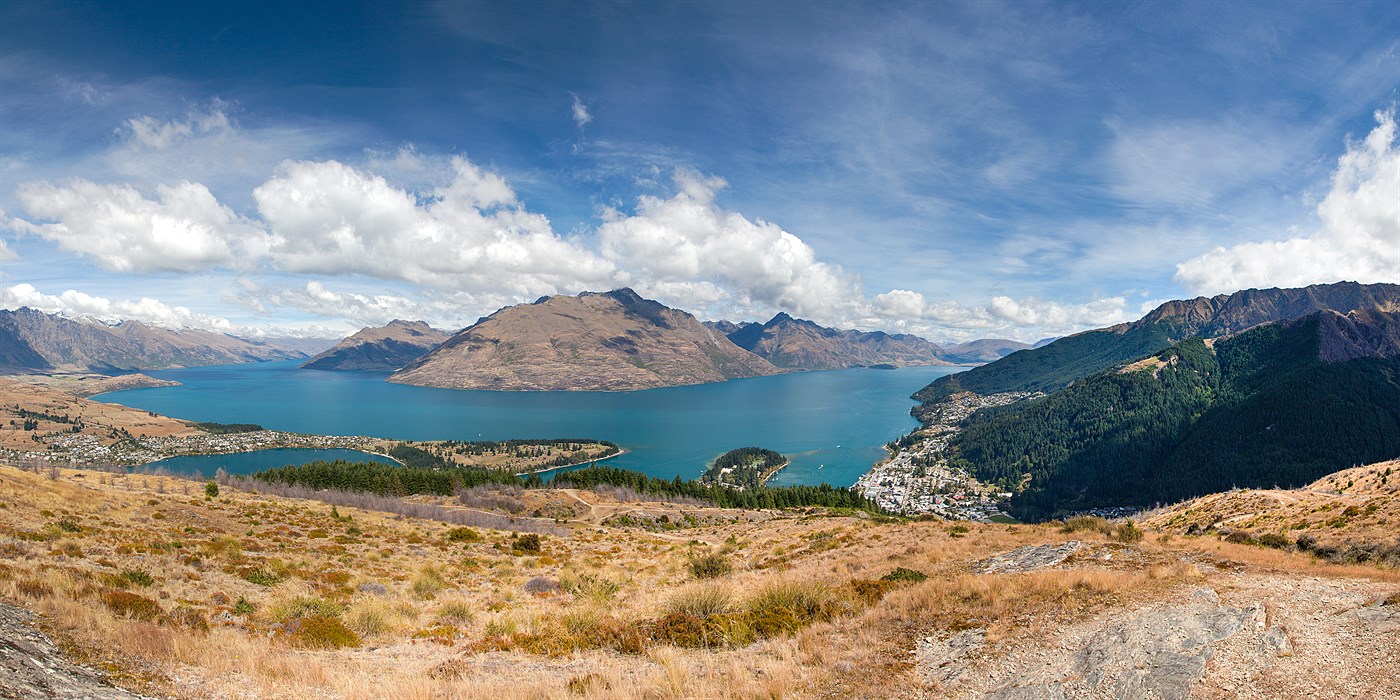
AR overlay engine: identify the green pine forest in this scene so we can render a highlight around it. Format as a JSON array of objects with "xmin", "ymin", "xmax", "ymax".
[{"xmin": 252, "ymin": 461, "xmax": 878, "ymax": 512}]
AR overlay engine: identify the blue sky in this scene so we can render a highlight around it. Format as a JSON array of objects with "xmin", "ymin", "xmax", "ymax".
[{"xmin": 1, "ymin": 0, "xmax": 1397, "ymax": 342}]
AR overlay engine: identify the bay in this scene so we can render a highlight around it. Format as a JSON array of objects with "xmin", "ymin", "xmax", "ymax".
[{"xmin": 95, "ymin": 361, "xmax": 963, "ymax": 488}]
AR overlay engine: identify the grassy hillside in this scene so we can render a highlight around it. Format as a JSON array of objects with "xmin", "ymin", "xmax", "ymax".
[{"xmin": 949, "ymin": 316, "xmax": 1400, "ymax": 519}]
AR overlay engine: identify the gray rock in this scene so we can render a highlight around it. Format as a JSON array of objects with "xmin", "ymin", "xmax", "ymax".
[
  {"xmin": 357, "ymin": 583, "xmax": 389, "ymax": 597},
  {"xmin": 0, "ymin": 602, "xmax": 147, "ymax": 699},
  {"xmin": 976, "ymin": 541, "xmax": 1084, "ymax": 574},
  {"xmin": 985, "ymin": 587, "xmax": 1250, "ymax": 700}
]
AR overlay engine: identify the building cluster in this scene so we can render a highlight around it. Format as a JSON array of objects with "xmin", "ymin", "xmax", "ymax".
[
  {"xmin": 0, "ymin": 430, "xmax": 376, "ymax": 468},
  {"xmin": 855, "ymin": 391, "xmax": 1039, "ymax": 521}
]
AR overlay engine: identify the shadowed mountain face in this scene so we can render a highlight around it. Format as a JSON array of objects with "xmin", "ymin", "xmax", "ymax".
[
  {"xmin": 0, "ymin": 308, "xmax": 307, "ymax": 374},
  {"xmin": 947, "ymin": 308, "xmax": 1400, "ymax": 519},
  {"xmin": 916, "ymin": 281, "xmax": 1400, "ymax": 402},
  {"xmin": 389, "ymin": 289, "xmax": 781, "ymax": 391},
  {"xmin": 302, "ymin": 320, "xmax": 454, "ymax": 371},
  {"xmin": 727, "ymin": 313, "xmax": 951, "ymax": 370}
]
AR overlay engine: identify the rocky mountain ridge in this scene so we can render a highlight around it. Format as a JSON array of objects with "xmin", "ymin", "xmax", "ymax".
[
  {"xmin": 726, "ymin": 312, "xmax": 952, "ymax": 370},
  {"xmin": 0, "ymin": 307, "xmax": 309, "ymax": 374},
  {"xmin": 302, "ymin": 320, "xmax": 454, "ymax": 371}
]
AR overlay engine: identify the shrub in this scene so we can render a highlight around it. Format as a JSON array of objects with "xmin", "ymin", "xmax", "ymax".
[
  {"xmin": 204, "ymin": 481, "xmax": 220, "ymax": 499},
  {"xmin": 243, "ymin": 566, "xmax": 284, "ymax": 587},
  {"xmin": 101, "ymin": 590, "xmax": 161, "ymax": 621},
  {"xmin": 1061, "ymin": 516, "xmax": 1110, "ymax": 534},
  {"xmin": 561, "ymin": 571, "xmax": 621, "ymax": 603},
  {"xmin": 55, "ymin": 517, "xmax": 82, "ymax": 533},
  {"xmin": 412, "ymin": 566, "xmax": 446, "ymax": 599},
  {"xmin": 1111, "ymin": 521, "xmax": 1144, "ymax": 543},
  {"xmin": 346, "ymin": 598, "xmax": 394, "ymax": 636},
  {"xmin": 512, "ymin": 533, "xmax": 542, "ymax": 554},
  {"xmin": 666, "ymin": 583, "xmax": 733, "ymax": 618},
  {"xmin": 269, "ymin": 596, "xmax": 341, "ymax": 622},
  {"xmin": 290, "ymin": 616, "xmax": 360, "ymax": 649},
  {"xmin": 435, "ymin": 598, "xmax": 475, "ymax": 627},
  {"xmin": 881, "ymin": 567, "xmax": 928, "ymax": 583},
  {"xmin": 120, "ymin": 569, "xmax": 155, "ymax": 588},
  {"xmin": 1256, "ymin": 532, "xmax": 1292, "ymax": 549},
  {"xmin": 446, "ymin": 527, "xmax": 481, "ymax": 543},
  {"xmin": 745, "ymin": 580, "xmax": 838, "ymax": 637},
  {"xmin": 688, "ymin": 552, "xmax": 733, "ymax": 579},
  {"xmin": 232, "ymin": 597, "xmax": 256, "ymax": 615}
]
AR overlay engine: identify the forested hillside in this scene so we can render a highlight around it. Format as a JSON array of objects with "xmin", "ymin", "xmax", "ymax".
[
  {"xmin": 914, "ymin": 281, "xmax": 1400, "ymax": 404},
  {"xmin": 949, "ymin": 313, "xmax": 1400, "ymax": 519}
]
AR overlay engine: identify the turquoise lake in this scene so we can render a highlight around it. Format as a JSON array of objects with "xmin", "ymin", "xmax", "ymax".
[{"xmin": 96, "ymin": 361, "xmax": 963, "ymax": 488}]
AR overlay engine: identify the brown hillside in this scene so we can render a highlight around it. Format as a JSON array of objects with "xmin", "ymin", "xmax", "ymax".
[
  {"xmin": 1142, "ymin": 460, "xmax": 1400, "ymax": 565},
  {"xmin": 390, "ymin": 289, "xmax": 781, "ymax": 391}
]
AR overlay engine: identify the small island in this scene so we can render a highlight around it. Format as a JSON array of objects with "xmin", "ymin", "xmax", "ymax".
[
  {"xmin": 381, "ymin": 438, "xmax": 621, "ymax": 474},
  {"xmin": 700, "ymin": 446, "xmax": 789, "ymax": 489}
]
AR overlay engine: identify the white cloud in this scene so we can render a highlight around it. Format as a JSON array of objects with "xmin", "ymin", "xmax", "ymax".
[
  {"xmin": 867, "ymin": 288, "xmax": 1131, "ymax": 341},
  {"xmin": 599, "ymin": 170, "xmax": 865, "ymax": 322},
  {"xmin": 14, "ymin": 179, "xmax": 271, "ymax": 273},
  {"xmin": 1175, "ymin": 110, "xmax": 1400, "ymax": 294},
  {"xmin": 254, "ymin": 157, "xmax": 617, "ymax": 295},
  {"xmin": 257, "ymin": 281, "xmax": 485, "ymax": 329},
  {"xmin": 0, "ymin": 282, "xmax": 238, "ymax": 331},
  {"xmin": 570, "ymin": 92, "xmax": 592, "ymax": 128},
  {"xmin": 1105, "ymin": 117, "xmax": 1304, "ymax": 209},
  {"xmin": 123, "ymin": 105, "xmax": 233, "ymax": 150}
]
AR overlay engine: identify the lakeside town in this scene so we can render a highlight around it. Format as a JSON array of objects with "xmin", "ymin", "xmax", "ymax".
[
  {"xmin": 855, "ymin": 390, "xmax": 1040, "ymax": 521},
  {"xmin": 0, "ymin": 428, "xmax": 381, "ymax": 470}
]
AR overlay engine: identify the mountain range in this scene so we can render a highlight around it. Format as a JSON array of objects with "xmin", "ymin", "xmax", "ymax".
[
  {"xmin": 915, "ymin": 282, "xmax": 1400, "ymax": 520},
  {"xmin": 915, "ymin": 281, "xmax": 1400, "ymax": 402},
  {"xmin": 0, "ymin": 307, "xmax": 316, "ymax": 373},
  {"xmin": 725, "ymin": 312, "xmax": 951, "ymax": 370},
  {"xmin": 389, "ymin": 289, "xmax": 782, "ymax": 391},
  {"xmin": 302, "ymin": 320, "xmax": 454, "ymax": 371}
]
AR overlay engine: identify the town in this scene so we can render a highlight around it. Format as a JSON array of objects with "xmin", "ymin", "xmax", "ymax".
[{"xmin": 855, "ymin": 391, "xmax": 1040, "ymax": 520}]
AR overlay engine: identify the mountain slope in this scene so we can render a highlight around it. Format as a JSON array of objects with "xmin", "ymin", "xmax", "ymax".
[
  {"xmin": 915, "ymin": 281, "xmax": 1400, "ymax": 402},
  {"xmin": 0, "ymin": 308, "xmax": 307, "ymax": 373},
  {"xmin": 389, "ymin": 289, "xmax": 781, "ymax": 391},
  {"xmin": 941, "ymin": 338, "xmax": 1033, "ymax": 364},
  {"xmin": 302, "ymin": 320, "xmax": 453, "ymax": 371},
  {"xmin": 727, "ymin": 312, "xmax": 950, "ymax": 370},
  {"xmin": 948, "ymin": 309, "xmax": 1400, "ymax": 519}
]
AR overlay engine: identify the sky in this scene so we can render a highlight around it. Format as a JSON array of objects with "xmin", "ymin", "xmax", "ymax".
[{"xmin": 1, "ymin": 0, "xmax": 1397, "ymax": 343}]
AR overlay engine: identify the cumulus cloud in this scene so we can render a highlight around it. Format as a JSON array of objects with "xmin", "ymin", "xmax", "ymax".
[
  {"xmin": 600, "ymin": 170, "xmax": 865, "ymax": 322},
  {"xmin": 1175, "ymin": 110, "xmax": 1400, "ymax": 294},
  {"xmin": 254, "ymin": 157, "xmax": 617, "ymax": 295},
  {"xmin": 0, "ymin": 282, "xmax": 238, "ymax": 331},
  {"xmin": 14, "ymin": 179, "xmax": 271, "ymax": 272},
  {"xmin": 570, "ymin": 93, "xmax": 592, "ymax": 128}
]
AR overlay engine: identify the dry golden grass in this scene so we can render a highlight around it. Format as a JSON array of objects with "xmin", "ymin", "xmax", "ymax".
[
  {"xmin": 1142, "ymin": 460, "xmax": 1400, "ymax": 567},
  {"xmin": 0, "ymin": 461, "xmax": 1394, "ymax": 699},
  {"xmin": 0, "ymin": 378, "xmax": 196, "ymax": 452}
]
